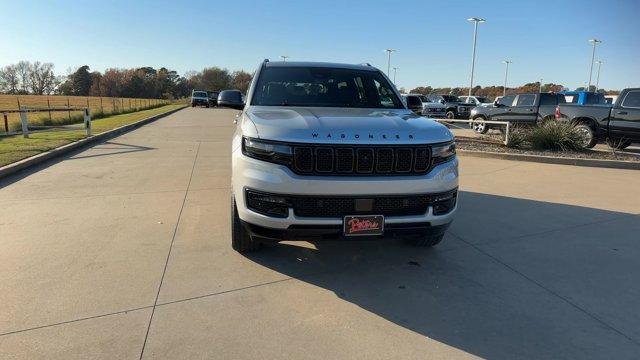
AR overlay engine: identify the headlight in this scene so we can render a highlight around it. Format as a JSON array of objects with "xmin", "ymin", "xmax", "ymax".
[
  {"xmin": 242, "ymin": 137, "xmax": 292, "ymax": 165},
  {"xmin": 432, "ymin": 141, "xmax": 456, "ymax": 165}
]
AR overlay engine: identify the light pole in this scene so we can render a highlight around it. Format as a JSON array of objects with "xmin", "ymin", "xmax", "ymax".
[
  {"xmin": 595, "ymin": 60, "xmax": 603, "ymax": 92},
  {"xmin": 587, "ymin": 39, "xmax": 602, "ymax": 91},
  {"xmin": 501, "ymin": 60, "xmax": 512, "ymax": 96},
  {"xmin": 539, "ymin": 78, "xmax": 543, "ymax": 93},
  {"xmin": 385, "ymin": 49, "xmax": 396, "ymax": 77},
  {"xmin": 392, "ymin": 67, "xmax": 399, "ymax": 84},
  {"xmin": 280, "ymin": 55, "xmax": 289, "ymax": 62},
  {"xmin": 467, "ymin": 17, "xmax": 486, "ymax": 97}
]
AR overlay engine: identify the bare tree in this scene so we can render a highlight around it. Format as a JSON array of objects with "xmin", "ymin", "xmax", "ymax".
[
  {"xmin": 29, "ymin": 62, "xmax": 58, "ymax": 95},
  {"xmin": 0, "ymin": 64, "xmax": 20, "ymax": 93},
  {"xmin": 15, "ymin": 61, "xmax": 31, "ymax": 93},
  {"xmin": 231, "ymin": 70, "xmax": 253, "ymax": 93}
]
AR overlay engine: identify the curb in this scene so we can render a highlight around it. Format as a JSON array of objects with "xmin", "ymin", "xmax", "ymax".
[
  {"xmin": 458, "ymin": 149, "xmax": 640, "ymax": 170},
  {"xmin": 0, "ymin": 106, "xmax": 186, "ymax": 180}
]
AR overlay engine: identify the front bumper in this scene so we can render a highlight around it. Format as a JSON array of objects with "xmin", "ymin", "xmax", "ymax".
[
  {"xmin": 232, "ymin": 151, "xmax": 459, "ymax": 231},
  {"xmin": 242, "ymin": 220, "xmax": 451, "ymax": 242}
]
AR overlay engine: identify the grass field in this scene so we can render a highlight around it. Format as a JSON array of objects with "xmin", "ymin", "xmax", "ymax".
[
  {"xmin": 0, "ymin": 94, "xmax": 169, "ymax": 132},
  {"xmin": 0, "ymin": 104, "xmax": 186, "ymax": 167}
]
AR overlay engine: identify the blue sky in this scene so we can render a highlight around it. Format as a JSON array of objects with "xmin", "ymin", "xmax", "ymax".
[{"xmin": 1, "ymin": 0, "xmax": 638, "ymax": 90}]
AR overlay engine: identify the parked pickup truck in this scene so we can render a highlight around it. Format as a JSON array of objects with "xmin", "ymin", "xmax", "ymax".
[
  {"xmin": 555, "ymin": 88, "xmax": 640, "ymax": 148},
  {"xmin": 469, "ymin": 93, "xmax": 566, "ymax": 134}
]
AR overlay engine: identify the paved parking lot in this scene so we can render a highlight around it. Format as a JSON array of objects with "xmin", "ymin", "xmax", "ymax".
[{"xmin": 1, "ymin": 107, "xmax": 639, "ymax": 359}]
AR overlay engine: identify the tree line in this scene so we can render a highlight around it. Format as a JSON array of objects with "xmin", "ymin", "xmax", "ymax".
[
  {"xmin": 0, "ymin": 61, "xmax": 254, "ymax": 99},
  {"xmin": 1, "ymin": 60, "xmax": 618, "ymax": 100}
]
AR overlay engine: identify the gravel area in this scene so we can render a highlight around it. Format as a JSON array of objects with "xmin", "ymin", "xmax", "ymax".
[{"xmin": 456, "ymin": 136, "xmax": 640, "ymax": 162}]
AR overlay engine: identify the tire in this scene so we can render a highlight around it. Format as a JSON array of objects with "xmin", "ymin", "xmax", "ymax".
[
  {"xmin": 471, "ymin": 117, "xmax": 489, "ymax": 134},
  {"xmin": 607, "ymin": 138, "xmax": 632, "ymax": 150},
  {"xmin": 575, "ymin": 124, "xmax": 597, "ymax": 148},
  {"xmin": 231, "ymin": 195, "xmax": 260, "ymax": 253},
  {"xmin": 445, "ymin": 111, "xmax": 456, "ymax": 120},
  {"xmin": 405, "ymin": 233, "xmax": 445, "ymax": 247}
]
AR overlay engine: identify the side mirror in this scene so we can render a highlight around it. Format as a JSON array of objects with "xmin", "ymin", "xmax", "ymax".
[{"xmin": 439, "ymin": 99, "xmax": 445, "ymax": 104}]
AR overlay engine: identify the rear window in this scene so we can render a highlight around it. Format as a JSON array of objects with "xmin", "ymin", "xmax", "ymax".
[
  {"xmin": 251, "ymin": 66, "xmax": 403, "ymax": 109},
  {"xmin": 585, "ymin": 93, "xmax": 604, "ymax": 104},
  {"xmin": 515, "ymin": 94, "xmax": 536, "ymax": 106},
  {"xmin": 540, "ymin": 94, "xmax": 561, "ymax": 106},
  {"xmin": 193, "ymin": 91, "xmax": 208, "ymax": 98},
  {"xmin": 622, "ymin": 90, "xmax": 640, "ymax": 108}
]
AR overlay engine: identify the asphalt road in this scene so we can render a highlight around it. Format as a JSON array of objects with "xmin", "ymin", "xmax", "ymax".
[{"xmin": 1, "ymin": 107, "xmax": 639, "ymax": 359}]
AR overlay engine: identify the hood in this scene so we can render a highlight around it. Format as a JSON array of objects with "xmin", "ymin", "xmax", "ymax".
[{"xmin": 245, "ymin": 106, "xmax": 453, "ymax": 145}]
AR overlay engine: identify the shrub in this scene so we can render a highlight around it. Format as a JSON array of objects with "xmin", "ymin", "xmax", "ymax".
[
  {"xmin": 526, "ymin": 122, "xmax": 587, "ymax": 151},
  {"xmin": 505, "ymin": 125, "xmax": 527, "ymax": 148}
]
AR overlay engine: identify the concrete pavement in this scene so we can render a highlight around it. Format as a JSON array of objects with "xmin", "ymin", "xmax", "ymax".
[{"xmin": 1, "ymin": 107, "xmax": 639, "ymax": 359}]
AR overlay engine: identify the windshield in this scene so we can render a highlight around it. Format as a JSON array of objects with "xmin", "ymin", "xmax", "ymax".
[
  {"xmin": 193, "ymin": 91, "xmax": 208, "ymax": 98},
  {"xmin": 251, "ymin": 66, "xmax": 404, "ymax": 108},
  {"xmin": 476, "ymin": 97, "xmax": 490, "ymax": 103},
  {"xmin": 441, "ymin": 95, "xmax": 460, "ymax": 102}
]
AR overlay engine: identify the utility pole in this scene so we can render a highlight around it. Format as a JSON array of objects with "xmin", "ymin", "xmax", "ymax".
[
  {"xmin": 587, "ymin": 39, "xmax": 602, "ymax": 91},
  {"xmin": 392, "ymin": 67, "xmax": 398, "ymax": 84},
  {"xmin": 595, "ymin": 60, "xmax": 603, "ymax": 92},
  {"xmin": 467, "ymin": 18, "xmax": 486, "ymax": 97},
  {"xmin": 539, "ymin": 78, "xmax": 543, "ymax": 93},
  {"xmin": 502, "ymin": 60, "xmax": 512, "ymax": 97},
  {"xmin": 385, "ymin": 49, "xmax": 396, "ymax": 77}
]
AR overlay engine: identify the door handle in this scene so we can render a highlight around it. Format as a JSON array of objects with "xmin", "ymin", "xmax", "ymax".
[{"xmin": 617, "ymin": 111, "xmax": 628, "ymax": 115}]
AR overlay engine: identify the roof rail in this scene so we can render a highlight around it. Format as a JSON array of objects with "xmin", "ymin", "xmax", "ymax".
[{"xmin": 360, "ymin": 62, "xmax": 372, "ymax": 66}]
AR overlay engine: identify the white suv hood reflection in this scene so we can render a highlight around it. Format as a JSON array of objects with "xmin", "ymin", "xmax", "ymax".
[{"xmin": 245, "ymin": 106, "xmax": 453, "ymax": 145}]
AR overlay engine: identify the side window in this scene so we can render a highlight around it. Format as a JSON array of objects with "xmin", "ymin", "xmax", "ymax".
[
  {"xmin": 539, "ymin": 94, "xmax": 557, "ymax": 106},
  {"xmin": 515, "ymin": 94, "xmax": 536, "ymax": 106},
  {"xmin": 407, "ymin": 96, "xmax": 421, "ymax": 107},
  {"xmin": 498, "ymin": 95, "xmax": 515, "ymax": 106},
  {"xmin": 621, "ymin": 91, "xmax": 640, "ymax": 108}
]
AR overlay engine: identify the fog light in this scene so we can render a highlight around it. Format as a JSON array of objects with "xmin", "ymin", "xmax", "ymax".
[
  {"xmin": 432, "ymin": 191, "xmax": 457, "ymax": 215},
  {"xmin": 246, "ymin": 191, "xmax": 290, "ymax": 218}
]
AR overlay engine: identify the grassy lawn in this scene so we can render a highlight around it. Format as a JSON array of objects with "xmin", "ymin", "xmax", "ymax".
[{"xmin": 0, "ymin": 104, "xmax": 185, "ymax": 167}]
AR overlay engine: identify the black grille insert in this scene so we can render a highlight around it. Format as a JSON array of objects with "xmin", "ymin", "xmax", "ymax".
[
  {"xmin": 291, "ymin": 195, "xmax": 431, "ymax": 217},
  {"xmin": 291, "ymin": 145, "xmax": 433, "ymax": 176}
]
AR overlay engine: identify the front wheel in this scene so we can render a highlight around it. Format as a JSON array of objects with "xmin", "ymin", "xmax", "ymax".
[
  {"xmin": 445, "ymin": 111, "xmax": 456, "ymax": 120},
  {"xmin": 471, "ymin": 117, "xmax": 489, "ymax": 134},
  {"xmin": 575, "ymin": 124, "xmax": 597, "ymax": 148},
  {"xmin": 231, "ymin": 195, "xmax": 261, "ymax": 253}
]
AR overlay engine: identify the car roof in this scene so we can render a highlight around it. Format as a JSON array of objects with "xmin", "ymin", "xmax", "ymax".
[{"xmin": 264, "ymin": 61, "xmax": 379, "ymax": 72}]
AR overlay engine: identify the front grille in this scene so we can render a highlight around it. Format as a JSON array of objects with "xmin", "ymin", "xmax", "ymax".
[
  {"xmin": 246, "ymin": 189, "xmax": 458, "ymax": 219},
  {"xmin": 291, "ymin": 195, "xmax": 431, "ymax": 217},
  {"xmin": 292, "ymin": 145, "xmax": 432, "ymax": 176}
]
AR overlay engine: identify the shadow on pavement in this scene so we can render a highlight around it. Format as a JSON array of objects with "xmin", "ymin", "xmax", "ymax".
[
  {"xmin": 245, "ymin": 191, "xmax": 639, "ymax": 359},
  {"xmin": 68, "ymin": 141, "xmax": 155, "ymax": 160}
]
